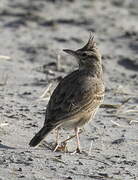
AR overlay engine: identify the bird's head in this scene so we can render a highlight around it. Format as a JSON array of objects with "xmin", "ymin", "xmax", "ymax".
[{"xmin": 63, "ymin": 35, "xmax": 101, "ymax": 70}]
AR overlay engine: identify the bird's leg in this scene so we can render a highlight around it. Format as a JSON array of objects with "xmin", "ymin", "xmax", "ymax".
[
  {"xmin": 53, "ymin": 128, "xmax": 60, "ymax": 152},
  {"xmin": 61, "ymin": 129, "xmax": 83, "ymax": 144},
  {"xmin": 56, "ymin": 128, "xmax": 59, "ymax": 145},
  {"xmin": 75, "ymin": 127, "xmax": 81, "ymax": 153},
  {"xmin": 53, "ymin": 128, "xmax": 68, "ymax": 152},
  {"xmin": 70, "ymin": 127, "xmax": 81, "ymax": 154}
]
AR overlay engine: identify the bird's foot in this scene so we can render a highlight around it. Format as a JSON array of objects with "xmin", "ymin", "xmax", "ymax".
[
  {"xmin": 53, "ymin": 142, "xmax": 68, "ymax": 153},
  {"xmin": 70, "ymin": 147, "xmax": 82, "ymax": 154}
]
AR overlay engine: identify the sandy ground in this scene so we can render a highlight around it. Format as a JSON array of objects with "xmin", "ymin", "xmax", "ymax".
[{"xmin": 0, "ymin": 0, "xmax": 138, "ymax": 179}]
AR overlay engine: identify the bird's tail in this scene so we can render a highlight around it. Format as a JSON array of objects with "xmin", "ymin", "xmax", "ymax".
[{"xmin": 29, "ymin": 126, "xmax": 52, "ymax": 147}]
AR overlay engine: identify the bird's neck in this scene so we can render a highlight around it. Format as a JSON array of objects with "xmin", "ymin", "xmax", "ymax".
[{"xmin": 79, "ymin": 62, "xmax": 103, "ymax": 79}]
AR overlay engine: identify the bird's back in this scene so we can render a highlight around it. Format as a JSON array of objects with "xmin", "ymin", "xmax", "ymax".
[{"xmin": 44, "ymin": 69, "xmax": 104, "ymax": 128}]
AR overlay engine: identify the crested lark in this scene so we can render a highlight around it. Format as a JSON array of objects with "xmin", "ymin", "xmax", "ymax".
[{"xmin": 29, "ymin": 35, "xmax": 105, "ymax": 153}]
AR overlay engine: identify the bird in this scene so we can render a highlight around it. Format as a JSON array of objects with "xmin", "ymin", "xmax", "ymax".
[{"xmin": 29, "ymin": 34, "xmax": 105, "ymax": 153}]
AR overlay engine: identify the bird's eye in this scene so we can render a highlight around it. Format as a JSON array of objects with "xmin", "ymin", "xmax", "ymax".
[{"xmin": 82, "ymin": 52, "xmax": 86, "ymax": 56}]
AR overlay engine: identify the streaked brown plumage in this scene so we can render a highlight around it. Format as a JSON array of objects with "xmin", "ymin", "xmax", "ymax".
[{"xmin": 29, "ymin": 35, "xmax": 105, "ymax": 152}]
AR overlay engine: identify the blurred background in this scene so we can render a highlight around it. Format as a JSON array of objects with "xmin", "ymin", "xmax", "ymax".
[{"xmin": 0, "ymin": 0, "xmax": 138, "ymax": 179}]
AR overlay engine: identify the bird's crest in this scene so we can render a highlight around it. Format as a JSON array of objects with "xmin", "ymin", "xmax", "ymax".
[{"xmin": 79, "ymin": 33, "xmax": 96, "ymax": 51}]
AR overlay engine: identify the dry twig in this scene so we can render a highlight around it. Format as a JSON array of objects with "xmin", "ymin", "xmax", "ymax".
[
  {"xmin": 0, "ymin": 55, "xmax": 11, "ymax": 60},
  {"xmin": 38, "ymin": 83, "xmax": 52, "ymax": 100}
]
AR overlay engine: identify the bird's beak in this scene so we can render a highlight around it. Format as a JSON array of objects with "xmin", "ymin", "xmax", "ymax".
[{"xmin": 63, "ymin": 49, "xmax": 77, "ymax": 57}]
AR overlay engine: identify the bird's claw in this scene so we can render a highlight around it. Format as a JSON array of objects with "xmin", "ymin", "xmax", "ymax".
[{"xmin": 53, "ymin": 142, "xmax": 68, "ymax": 152}]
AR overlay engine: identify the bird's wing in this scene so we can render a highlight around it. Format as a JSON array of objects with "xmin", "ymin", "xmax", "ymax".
[{"xmin": 45, "ymin": 70, "xmax": 104, "ymax": 127}]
